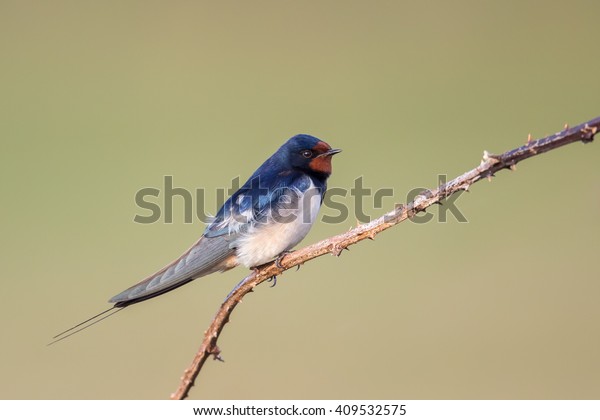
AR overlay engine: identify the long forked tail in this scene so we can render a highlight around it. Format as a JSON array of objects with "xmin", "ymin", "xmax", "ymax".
[
  {"xmin": 108, "ymin": 234, "xmax": 237, "ymax": 306},
  {"xmin": 47, "ymin": 306, "xmax": 124, "ymax": 346},
  {"xmin": 48, "ymin": 235, "xmax": 238, "ymax": 345}
]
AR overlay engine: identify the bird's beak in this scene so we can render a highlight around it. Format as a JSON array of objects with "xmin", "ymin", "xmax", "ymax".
[{"xmin": 321, "ymin": 148, "xmax": 342, "ymax": 157}]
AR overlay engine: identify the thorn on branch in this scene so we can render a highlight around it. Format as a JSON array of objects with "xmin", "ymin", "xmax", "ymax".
[
  {"xmin": 483, "ymin": 150, "xmax": 501, "ymax": 166},
  {"xmin": 331, "ymin": 244, "xmax": 350, "ymax": 257},
  {"xmin": 331, "ymin": 247, "xmax": 341, "ymax": 257},
  {"xmin": 527, "ymin": 133, "xmax": 533, "ymax": 144},
  {"xmin": 210, "ymin": 345, "xmax": 224, "ymax": 362},
  {"xmin": 581, "ymin": 124, "xmax": 597, "ymax": 143}
]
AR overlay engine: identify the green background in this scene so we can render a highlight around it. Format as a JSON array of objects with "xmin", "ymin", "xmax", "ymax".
[{"xmin": 1, "ymin": 1, "xmax": 599, "ymax": 399}]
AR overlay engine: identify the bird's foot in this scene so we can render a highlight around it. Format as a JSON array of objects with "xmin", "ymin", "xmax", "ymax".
[
  {"xmin": 267, "ymin": 275, "xmax": 277, "ymax": 288},
  {"xmin": 275, "ymin": 250, "xmax": 294, "ymax": 269}
]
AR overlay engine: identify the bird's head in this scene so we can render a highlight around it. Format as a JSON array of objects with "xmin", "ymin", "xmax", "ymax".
[{"xmin": 281, "ymin": 134, "xmax": 341, "ymax": 177}]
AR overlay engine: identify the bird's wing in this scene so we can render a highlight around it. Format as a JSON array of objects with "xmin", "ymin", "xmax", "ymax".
[
  {"xmin": 204, "ymin": 172, "xmax": 309, "ymax": 238},
  {"xmin": 108, "ymin": 233, "xmax": 238, "ymax": 306},
  {"xmin": 108, "ymin": 178, "xmax": 277, "ymax": 306},
  {"xmin": 110, "ymin": 173, "xmax": 307, "ymax": 307}
]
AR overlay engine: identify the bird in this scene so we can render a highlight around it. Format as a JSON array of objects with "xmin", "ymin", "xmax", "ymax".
[{"xmin": 50, "ymin": 134, "xmax": 341, "ymax": 343}]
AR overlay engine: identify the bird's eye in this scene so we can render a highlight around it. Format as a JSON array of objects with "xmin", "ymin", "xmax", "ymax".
[{"xmin": 301, "ymin": 150, "xmax": 313, "ymax": 158}]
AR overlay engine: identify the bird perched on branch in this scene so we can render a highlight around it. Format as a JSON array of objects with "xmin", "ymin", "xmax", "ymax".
[{"xmin": 51, "ymin": 134, "xmax": 341, "ymax": 343}]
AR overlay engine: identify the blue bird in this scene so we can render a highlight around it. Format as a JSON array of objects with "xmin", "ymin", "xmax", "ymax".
[{"xmin": 50, "ymin": 134, "xmax": 341, "ymax": 342}]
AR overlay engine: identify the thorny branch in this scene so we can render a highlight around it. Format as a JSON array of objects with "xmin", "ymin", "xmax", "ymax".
[{"xmin": 171, "ymin": 116, "xmax": 599, "ymax": 400}]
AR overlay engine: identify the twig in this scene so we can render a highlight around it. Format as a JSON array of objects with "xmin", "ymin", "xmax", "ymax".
[{"xmin": 170, "ymin": 116, "xmax": 599, "ymax": 400}]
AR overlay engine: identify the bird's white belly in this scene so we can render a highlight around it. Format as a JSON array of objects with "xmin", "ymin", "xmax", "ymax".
[{"xmin": 234, "ymin": 185, "xmax": 322, "ymax": 267}]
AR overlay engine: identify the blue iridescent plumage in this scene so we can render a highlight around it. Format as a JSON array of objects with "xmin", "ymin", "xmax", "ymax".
[{"xmin": 109, "ymin": 134, "xmax": 340, "ymax": 306}]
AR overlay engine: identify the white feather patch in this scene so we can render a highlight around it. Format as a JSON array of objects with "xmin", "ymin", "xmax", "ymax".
[{"xmin": 234, "ymin": 179, "xmax": 322, "ymax": 267}]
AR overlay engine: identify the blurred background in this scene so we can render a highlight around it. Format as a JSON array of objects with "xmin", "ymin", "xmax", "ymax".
[{"xmin": 1, "ymin": 1, "xmax": 599, "ymax": 399}]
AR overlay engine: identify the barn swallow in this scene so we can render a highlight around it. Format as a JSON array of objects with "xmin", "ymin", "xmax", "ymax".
[{"xmin": 50, "ymin": 134, "xmax": 341, "ymax": 343}]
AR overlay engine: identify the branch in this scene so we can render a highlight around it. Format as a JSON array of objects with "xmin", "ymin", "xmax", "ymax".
[{"xmin": 170, "ymin": 116, "xmax": 599, "ymax": 400}]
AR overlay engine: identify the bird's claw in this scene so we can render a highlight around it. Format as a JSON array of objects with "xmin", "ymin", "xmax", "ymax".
[{"xmin": 275, "ymin": 250, "xmax": 293, "ymax": 269}]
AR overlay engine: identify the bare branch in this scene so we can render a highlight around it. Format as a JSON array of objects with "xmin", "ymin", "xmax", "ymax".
[{"xmin": 171, "ymin": 116, "xmax": 599, "ymax": 400}]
